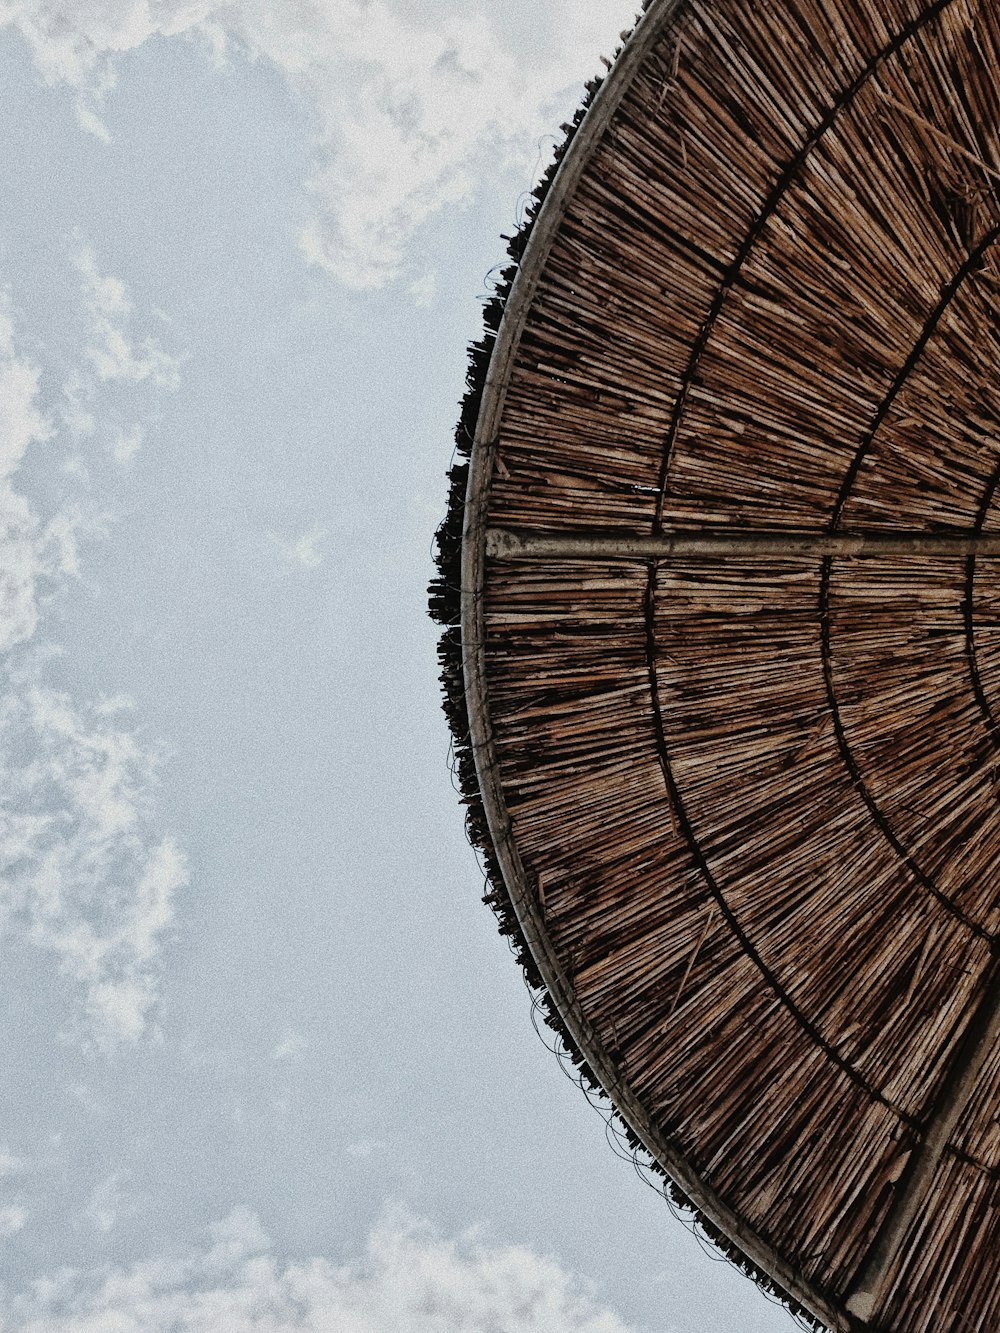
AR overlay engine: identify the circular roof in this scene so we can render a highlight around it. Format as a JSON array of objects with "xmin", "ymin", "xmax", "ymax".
[{"xmin": 432, "ymin": 1, "xmax": 1000, "ymax": 1328}]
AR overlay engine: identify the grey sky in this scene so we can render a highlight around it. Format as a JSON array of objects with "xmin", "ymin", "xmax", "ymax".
[{"xmin": 0, "ymin": 5, "xmax": 797, "ymax": 1331}]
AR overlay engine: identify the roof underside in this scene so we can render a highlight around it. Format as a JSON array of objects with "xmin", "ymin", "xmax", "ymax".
[{"xmin": 432, "ymin": 0, "xmax": 1000, "ymax": 1328}]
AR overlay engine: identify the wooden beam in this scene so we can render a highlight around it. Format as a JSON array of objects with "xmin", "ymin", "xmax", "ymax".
[
  {"xmin": 844, "ymin": 966, "xmax": 1000, "ymax": 1323},
  {"xmin": 486, "ymin": 527, "xmax": 1000, "ymax": 561}
]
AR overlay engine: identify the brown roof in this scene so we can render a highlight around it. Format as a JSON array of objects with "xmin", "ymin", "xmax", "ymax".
[{"xmin": 430, "ymin": 0, "xmax": 1000, "ymax": 1328}]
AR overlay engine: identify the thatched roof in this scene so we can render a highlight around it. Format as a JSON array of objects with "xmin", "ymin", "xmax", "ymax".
[{"xmin": 430, "ymin": 0, "xmax": 1000, "ymax": 1328}]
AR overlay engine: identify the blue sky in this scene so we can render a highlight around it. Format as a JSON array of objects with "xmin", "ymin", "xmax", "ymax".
[{"xmin": 0, "ymin": 5, "xmax": 795, "ymax": 1330}]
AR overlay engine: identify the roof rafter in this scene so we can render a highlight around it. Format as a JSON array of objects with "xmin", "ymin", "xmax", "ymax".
[{"xmin": 486, "ymin": 526, "xmax": 1000, "ymax": 561}]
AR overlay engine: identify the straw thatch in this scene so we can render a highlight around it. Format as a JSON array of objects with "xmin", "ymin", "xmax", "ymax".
[{"xmin": 430, "ymin": 1, "xmax": 1000, "ymax": 1328}]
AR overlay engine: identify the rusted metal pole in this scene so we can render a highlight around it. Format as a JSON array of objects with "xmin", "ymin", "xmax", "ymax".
[{"xmin": 486, "ymin": 527, "xmax": 1000, "ymax": 561}]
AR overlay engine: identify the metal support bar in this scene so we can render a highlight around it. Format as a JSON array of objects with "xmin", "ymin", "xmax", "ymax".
[{"xmin": 486, "ymin": 526, "xmax": 1000, "ymax": 561}]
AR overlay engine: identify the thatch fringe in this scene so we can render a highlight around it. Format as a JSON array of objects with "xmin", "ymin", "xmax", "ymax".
[{"xmin": 426, "ymin": 18, "xmax": 829, "ymax": 1331}]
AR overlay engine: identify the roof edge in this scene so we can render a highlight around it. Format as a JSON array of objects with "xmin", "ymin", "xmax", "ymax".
[{"xmin": 431, "ymin": 5, "xmax": 851, "ymax": 1329}]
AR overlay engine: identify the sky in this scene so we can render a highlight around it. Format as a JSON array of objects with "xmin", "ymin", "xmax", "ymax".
[{"xmin": 0, "ymin": 3, "xmax": 799, "ymax": 1330}]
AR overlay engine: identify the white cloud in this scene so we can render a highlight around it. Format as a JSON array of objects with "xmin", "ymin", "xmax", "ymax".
[
  {"xmin": 109, "ymin": 423, "xmax": 142, "ymax": 464},
  {"xmin": 0, "ymin": 493, "xmax": 85, "ymax": 657},
  {"xmin": 82, "ymin": 1173, "xmax": 123, "ymax": 1234},
  {"xmin": 93, "ymin": 694, "xmax": 136, "ymax": 716},
  {"xmin": 0, "ymin": 296, "xmax": 56, "ymax": 649},
  {"xmin": 0, "ymin": 1, "xmax": 641, "ymax": 289},
  {"xmin": 0, "ymin": 488, "xmax": 48, "ymax": 654},
  {"xmin": 409, "ymin": 271, "xmax": 438, "ymax": 308},
  {"xmin": 0, "ymin": 1152, "xmax": 25, "ymax": 1178},
  {"xmin": 73, "ymin": 99, "xmax": 112, "ymax": 142},
  {"xmin": 0, "ymin": 299, "xmax": 51, "ymax": 479},
  {"xmin": 0, "ymin": 1152, "xmax": 31, "ymax": 1242},
  {"xmin": 0, "ymin": 263, "xmax": 177, "ymax": 666},
  {"xmin": 0, "ymin": 293, "xmax": 128, "ymax": 656},
  {"xmin": 59, "ymin": 373, "xmax": 96, "ymax": 443},
  {"xmin": 72, "ymin": 245, "xmax": 183, "ymax": 390},
  {"xmin": 268, "ymin": 521, "xmax": 326, "ymax": 570},
  {"xmin": 59, "ymin": 244, "xmax": 182, "ymax": 480},
  {"xmin": 0, "ymin": 1207, "xmax": 637, "ymax": 1332},
  {"xmin": 270, "ymin": 1030, "xmax": 307, "ymax": 1061},
  {"xmin": 0, "ymin": 677, "xmax": 188, "ymax": 1045},
  {"xmin": 0, "ymin": 1205, "xmax": 27, "ymax": 1239},
  {"xmin": 71, "ymin": 246, "xmax": 130, "ymax": 320},
  {"xmin": 344, "ymin": 1139, "xmax": 388, "ymax": 1161}
]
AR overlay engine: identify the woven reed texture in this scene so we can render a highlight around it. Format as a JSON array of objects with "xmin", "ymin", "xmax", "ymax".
[{"xmin": 434, "ymin": 0, "xmax": 1000, "ymax": 1328}]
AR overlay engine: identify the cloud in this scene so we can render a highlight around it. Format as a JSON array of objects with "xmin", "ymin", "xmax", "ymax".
[
  {"xmin": 0, "ymin": 1207, "xmax": 637, "ymax": 1332},
  {"xmin": 270, "ymin": 1030, "xmax": 307, "ymax": 1061},
  {"xmin": 0, "ymin": 258, "xmax": 189, "ymax": 1048},
  {"xmin": 0, "ymin": 295, "xmax": 67, "ymax": 652},
  {"xmin": 0, "ymin": 297, "xmax": 52, "ymax": 479},
  {"xmin": 268, "ymin": 521, "xmax": 326, "ymax": 570},
  {"xmin": 109, "ymin": 424, "xmax": 142, "ymax": 464},
  {"xmin": 0, "ymin": 487, "xmax": 50, "ymax": 654},
  {"xmin": 82, "ymin": 1173, "xmax": 124, "ymax": 1234},
  {"xmin": 73, "ymin": 99, "xmax": 112, "ymax": 143},
  {"xmin": 0, "ymin": 1, "xmax": 642, "ymax": 289},
  {"xmin": 344, "ymin": 1139, "xmax": 388, "ymax": 1161},
  {"xmin": 0, "ymin": 1205, "xmax": 27, "ymax": 1239},
  {"xmin": 0, "ymin": 255, "xmax": 178, "ymax": 662},
  {"xmin": 0, "ymin": 482, "xmax": 81, "ymax": 660},
  {"xmin": 0, "ymin": 289, "xmax": 186, "ymax": 1045},
  {"xmin": 409, "ymin": 271, "xmax": 438, "ymax": 309},
  {"xmin": 0, "ymin": 1153, "xmax": 31, "ymax": 1242},
  {"xmin": 0, "ymin": 677, "xmax": 188, "ymax": 1046},
  {"xmin": 71, "ymin": 245, "xmax": 183, "ymax": 390},
  {"xmin": 0, "ymin": 1152, "xmax": 26, "ymax": 1178}
]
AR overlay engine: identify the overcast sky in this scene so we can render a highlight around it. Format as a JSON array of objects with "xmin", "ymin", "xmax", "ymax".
[{"xmin": 0, "ymin": 4, "xmax": 797, "ymax": 1330}]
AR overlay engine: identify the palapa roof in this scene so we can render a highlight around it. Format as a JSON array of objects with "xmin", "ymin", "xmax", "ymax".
[{"xmin": 430, "ymin": 0, "xmax": 1000, "ymax": 1328}]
